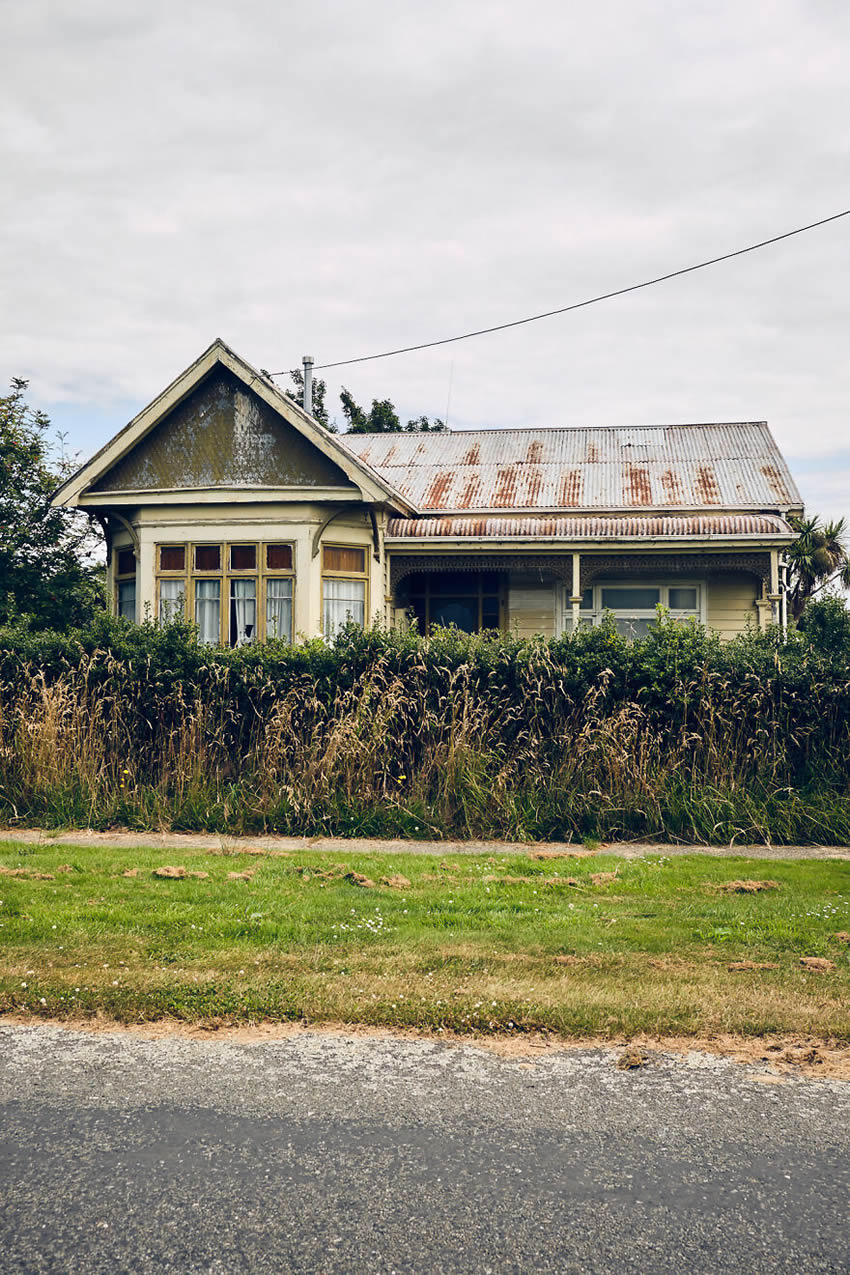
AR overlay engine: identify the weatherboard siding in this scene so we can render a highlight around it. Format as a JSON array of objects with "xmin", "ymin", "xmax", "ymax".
[{"xmin": 706, "ymin": 574, "xmax": 760, "ymax": 639}]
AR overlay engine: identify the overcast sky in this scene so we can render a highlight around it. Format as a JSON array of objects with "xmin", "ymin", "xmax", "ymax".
[{"xmin": 2, "ymin": 0, "xmax": 849, "ymax": 527}]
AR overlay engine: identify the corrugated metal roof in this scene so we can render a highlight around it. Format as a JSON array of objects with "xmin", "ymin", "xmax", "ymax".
[
  {"xmin": 339, "ymin": 423, "xmax": 803, "ymax": 514},
  {"xmin": 386, "ymin": 513, "xmax": 794, "ymax": 540}
]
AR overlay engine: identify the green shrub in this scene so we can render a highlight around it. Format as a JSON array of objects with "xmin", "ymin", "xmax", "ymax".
[{"xmin": 0, "ymin": 617, "xmax": 848, "ymax": 843}]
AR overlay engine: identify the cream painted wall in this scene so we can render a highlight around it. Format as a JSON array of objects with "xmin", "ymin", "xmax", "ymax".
[
  {"xmin": 706, "ymin": 572, "xmax": 760, "ymax": 639},
  {"xmin": 507, "ymin": 574, "xmax": 556, "ymax": 638}
]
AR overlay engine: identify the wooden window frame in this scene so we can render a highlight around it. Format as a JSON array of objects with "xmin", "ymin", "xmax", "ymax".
[
  {"xmin": 405, "ymin": 571, "xmax": 506, "ymax": 633},
  {"xmin": 154, "ymin": 541, "xmax": 295, "ymax": 643},
  {"xmin": 321, "ymin": 543, "xmax": 369, "ymax": 639},
  {"xmin": 113, "ymin": 544, "xmax": 137, "ymax": 621}
]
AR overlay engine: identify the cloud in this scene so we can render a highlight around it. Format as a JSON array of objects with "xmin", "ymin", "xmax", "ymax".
[{"xmin": 2, "ymin": 0, "xmax": 849, "ymax": 533}]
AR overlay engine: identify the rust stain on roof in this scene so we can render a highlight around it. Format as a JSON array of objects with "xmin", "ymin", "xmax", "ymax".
[
  {"xmin": 626, "ymin": 465, "xmax": 652, "ymax": 505},
  {"xmin": 585, "ymin": 442, "xmax": 599, "ymax": 463},
  {"xmin": 386, "ymin": 513, "xmax": 795, "ymax": 539},
  {"xmin": 526, "ymin": 440, "xmax": 543, "ymax": 463},
  {"xmin": 423, "ymin": 471, "xmax": 453, "ymax": 509},
  {"xmin": 558, "ymin": 469, "xmax": 583, "ymax": 506},
  {"xmin": 695, "ymin": 466, "xmax": 721, "ymax": 504},
  {"xmin": 459, "ymin": 473, "xmax": 482, "ymax": 506},
  {"xmin": 524, "ymin": 468, "xmax": 543, "ymax": 505},
  {"xmin": 760, "ymin": 464, "xmax": 787, "ymax": 501},
  {"xmin": 493, "ymin": 466, "xmax": 518, "ymax": 507},
  {"xmin": 462, "ymin": 443, "xmax": 480, "ymax": 465},
  {"xmin": 383, "ymin": 444, "xmax": 398, "ymax": 464},
  {"xmin": 660, "ymin": 468, "xmax": 683, "ymax": 502}
]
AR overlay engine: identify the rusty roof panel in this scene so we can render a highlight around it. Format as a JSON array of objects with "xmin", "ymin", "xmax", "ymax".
[
  {"xmin": 386, "ymin": 514, "xmax": 795, "ymax": 540},
  {"xmin": 339, "ymin": 423, "xmax": 802, "ymax": 514}
]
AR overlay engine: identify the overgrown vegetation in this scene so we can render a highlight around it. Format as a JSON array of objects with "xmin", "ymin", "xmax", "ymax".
[
  {"xmin": 0, "ymin": 841, "xmax": 847, "ymax": 1038},
  {"xmin": 0, "ymin": 604, "xmax": 849, "ymax": 843}
]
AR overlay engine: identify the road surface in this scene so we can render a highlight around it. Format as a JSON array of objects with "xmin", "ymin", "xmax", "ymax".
[{"xmin": 0, "ymin": 1023, "xmax": 848, "ymax": 1273}]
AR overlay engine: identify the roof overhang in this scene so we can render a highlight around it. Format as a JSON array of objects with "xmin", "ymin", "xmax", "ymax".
[
  {"xmin": 52, "ymin": 339, "xmax": 416, "ymax": 515},
  {"xmin": 385, "ymin": 513, "xmax": 796, "ymax": 548}
]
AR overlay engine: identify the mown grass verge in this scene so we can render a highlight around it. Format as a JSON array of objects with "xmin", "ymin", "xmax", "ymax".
[{"xmin": 1, "ymin": 840, "xmax": 848, "ymax": 1040}]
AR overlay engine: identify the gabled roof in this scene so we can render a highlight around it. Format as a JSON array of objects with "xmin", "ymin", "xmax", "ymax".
[
  {"xmin": 52, "ymin": 339, "xmax": 414, "ymax": 513},
  {"xmin": 339, "ymin": 422, "xmax": 803, "ymax": 516}
]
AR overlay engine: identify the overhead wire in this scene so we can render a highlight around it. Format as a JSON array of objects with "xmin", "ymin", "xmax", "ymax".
[{"xmin": 269, "ymin": 207, "xmax": 850, "ymax": 375}]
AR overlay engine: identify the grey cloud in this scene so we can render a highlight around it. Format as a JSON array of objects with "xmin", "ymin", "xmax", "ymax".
[{"xmin": 2, "ymin": 0, "xmax": 849, "ymax": 535}]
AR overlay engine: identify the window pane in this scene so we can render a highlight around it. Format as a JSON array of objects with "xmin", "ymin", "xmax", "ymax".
[
  {"xmin": 431, "ymin": 598, "xmax": 478, "ymax": 632},
  {"xmin": 195, "ymin": 579, "xmax": 220, "ymax": 643},
  {"xmin": 229, "ymin": 578, "xmax": 257, "ymax": 646},
  {"xmin": 601, "ymin": 587, "xmax": 660, "ymax": 610},
  {"xmin": 323, "ymin": 545, "xmax": 366, "ymax": 574},
  {"xmin": 481, "ymin": 596, "xmax": 500, "ymax": 629},
  {"xmin": 323, "ymin": 578, "xmax": 365, "ymax": 638},
  {"xmin": 266, "ymin": 578, "xmax": 293, "ymax": 642},
  {"xmin": 481, "ymin": 572, "xmax": 501, "ymax": 593},
  {"xmin": 580, "ymin": 588, "xmax": 593, "ymax": 610},
  {"xmin": 159, "ymin": 545, "xmax": 185, "ymax": 571},
  {"xmin": 117, "ymin": 580, "xmax": 136, "ymax": 621},
  {"xmin": 230, "ymin": 544, "xmax": 256, "ymax": 571},
  {"xmin": 428, "ymin": 571, "xmax": 473, "ymax": 595},
  {"xmin": 669, "ymin": 587, "xmax": 698, "ymax": 611},
  {"xmin": 159, "ymin": 579, "xmax": 185, "ymax": 623},
  {"xmin": 116, "ymin": 548, "xmax": 135, "ymax": 576},
  {"xmin": 266, "ymin": 543, "xmax": 293, "ymax": 571},
  {"xmin": 614, "ymin": 616, "xmax": 654, "ymax": 640},
  {"xmin": 195, "ymin": 544, "xmax": 221, "ymax": 572}
]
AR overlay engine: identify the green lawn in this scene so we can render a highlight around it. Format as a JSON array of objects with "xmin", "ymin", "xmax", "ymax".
[{"xmin": 1, "ymin": 839, "xmax": 848, "ymax": 1039}]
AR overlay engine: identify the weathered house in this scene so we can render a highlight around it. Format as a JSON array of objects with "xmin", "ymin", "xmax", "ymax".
[{"xmin": 53, "ymin": 338, "xmax": 803, "ymax": 643}]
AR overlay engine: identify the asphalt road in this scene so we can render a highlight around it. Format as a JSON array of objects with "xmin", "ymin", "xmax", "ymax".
[{"xmin": 0, "ymin": 1024, "xmax": 848, "ymax": 1274}]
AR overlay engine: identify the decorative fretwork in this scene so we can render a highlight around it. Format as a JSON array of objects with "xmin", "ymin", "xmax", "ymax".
[{"xmin": 579, "ymin": 552, "xmax": 772, "ymax": 590}]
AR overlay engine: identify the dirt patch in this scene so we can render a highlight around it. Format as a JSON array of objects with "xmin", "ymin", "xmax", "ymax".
[
  {"xmin": 381, "ymin": 874, "xmax": 411, "ymax": 890},
  {"xmin": 708, "ymin": 880, "xmax": 780, "ymax": 894},
  {"xmin": 799, "ymin": 957, "xmax": 836, "ymax": 972},
  {"xmin": 836, "ymin": 932, "xmax": 850, "ymax": 944},
  {"xmin": 345, "ymin": 872, "xmax": 375, "ymax": 889},
  {"xmin": 527, "ymin": 849, "xmax": 596, "ymax": 861},
  {"xmin": 439, "ymin": 861, "xmax": 463, "ymax": 873},
  {"xmin": 4, "ymin": 1015, "xmax": 849, "ymax": 1079},
  {"xmin": 590, "ymin": 871, "xmax": 619, "ymax": 886},
  {"xmin": 122, "ymin": 868, "xmax": 139, "ymax": 878},
  {"xmin": 616, "ymin": 1048, "xmax": 649, "ymax": 1070},
  {"xmin": 226, "ymin": 870, "xmax": 255, "ymax": 882},
  {"xmin": 782, "ymin": 1045, "xmax": 824, "ymax": 1066},
  {"xmin": 727, "ymin": 961, "xmax": 780, "ymax": 971},
  {"xmin": 152, "ymin": 866, "xmax": 187, "ymax": 879},
  {"xmin": 0, "ymin": 866, "xmax": 55, "ymax": 880},
  {"xmin": 56, "ymin": 864, "xmax": 74, "ymax": 874},
  {"xmin": 188, "ymin": 871, "xmax": 209, "ymax": 880}
]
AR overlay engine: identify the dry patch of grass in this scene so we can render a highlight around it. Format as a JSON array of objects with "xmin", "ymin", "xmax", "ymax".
[{"xmin": 0, "ymin": 840, "xmax": 848, "ymax": 1042}]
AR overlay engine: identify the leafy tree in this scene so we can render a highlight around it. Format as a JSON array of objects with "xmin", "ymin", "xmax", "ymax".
[
  {"xmin": 0, "ymin": 379, "xmax": 104, "ymax": 630},
  {"xmin": 281, "ymin": 367, "xmax": 334, "ymax": 430},
  {"xmin": 286, "ymin": 373, "xmax": 446, "ymax": 435},
  {"xmin": 404, "ymin": 414, "xmax": 448, "ymax": 433},
  {"xmin": 340, "ymin": 387, "xmax": 445, "ymax": 434},
  {"xmin": 786, "ymin": 514, "xmax": 850, "ymax": 621}
]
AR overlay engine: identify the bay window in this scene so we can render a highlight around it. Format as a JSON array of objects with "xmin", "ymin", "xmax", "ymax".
[{"xmin": 155, "ymin": 541, "xmax": 295, "ymax": 644}]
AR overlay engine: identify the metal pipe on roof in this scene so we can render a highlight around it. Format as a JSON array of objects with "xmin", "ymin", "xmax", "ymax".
[{"xmin": 303, "ymin": 355, "xmax": 314, "ymax": 416}]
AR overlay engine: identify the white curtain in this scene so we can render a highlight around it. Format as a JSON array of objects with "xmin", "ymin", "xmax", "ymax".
[
  {"xmin": 195, "ymin": 579, "xmax": 220, "ymax": 644},
  {"xmin": 159, "ymin": 580, "xmax": 184, "ymax": 623},
  {"xmin": 323, "ymin": 578, "xmax": 365, "ymax": 639},
  {"xmin": 231, "ymin": 579, "xmax": 256, "ymax": 646},
  {"xmin": 266, "ymin": 578, "xmax": 293, "ymax": 642}
]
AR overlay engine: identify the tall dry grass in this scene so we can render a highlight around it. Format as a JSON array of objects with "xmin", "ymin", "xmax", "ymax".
[{"xmin": 1, "ymin": 627, "xmax": 849, "ymax": 842}]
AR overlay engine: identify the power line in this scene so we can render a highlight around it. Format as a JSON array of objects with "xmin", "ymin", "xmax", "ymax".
[{"xmin": 270, "ymin": 207, "xmax": 850, "ymax": 375}]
